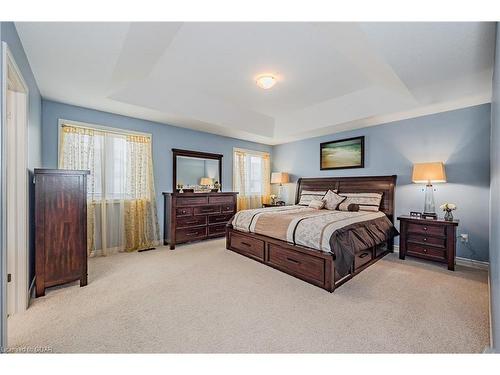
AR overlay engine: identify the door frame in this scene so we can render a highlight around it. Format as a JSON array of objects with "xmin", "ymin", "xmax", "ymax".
[{"xmin": 1, "ymin": 41, "xmax": 30, "ymax": 350}]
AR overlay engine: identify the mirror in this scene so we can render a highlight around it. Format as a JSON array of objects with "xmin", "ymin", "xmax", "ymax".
[{"xmin": 173, "ymin": 149, "xmax": 223, "ymax": 192}]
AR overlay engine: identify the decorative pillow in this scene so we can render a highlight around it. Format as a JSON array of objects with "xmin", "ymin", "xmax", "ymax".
[
  {"xmin": 346, "ymin": 203, "xmax": 360, "ymax": 212},
  {"xmin": 323, "ymin": 190, "xmax": 346, "ymax": 210},
  {"xmin": 298, "ymin": 190, "xmax": 328, "ymax": 206},
  {"xmin": 338, "ymin": 192, "xmax": 383, "ymax": 212},
  {"xmin": 308, "ymin": 199, "xmax": 325, "ymax": 210}
]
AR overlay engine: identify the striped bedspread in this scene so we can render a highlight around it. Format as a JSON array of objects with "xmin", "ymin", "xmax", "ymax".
[
  {"xmin": 232, "ymin": 205, "xmax": 386, "ymax": 252},
  {"xmin": 231, "ymin": 205, "xmax": 396, "ymax": 276}
]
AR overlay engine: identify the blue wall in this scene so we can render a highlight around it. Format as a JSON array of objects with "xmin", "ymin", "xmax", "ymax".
[
  {"xmin": 1, "ymin": 22, "xmax": 42, "ymax": 290},
  {"xmin": 41, "ymin": 100, "xmax": 273, "ymax": 239},
  {"xmin": 489, "ymin": 23, "xmax": 499, "ymax": 353},
  {"xmin": 273, "ymin": 104, "xmax": 491, "ymax": 262}
]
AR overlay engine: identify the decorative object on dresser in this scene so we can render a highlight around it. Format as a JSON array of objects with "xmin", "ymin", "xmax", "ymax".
[
  {"xmin": 163, "ymin": 192, "xmax": 238, "ymax": 249},
  {"xmin": 398, "ymin": 215, "xmax": 459, "ymax": 271},
  {"xmin": 34, "ymin": 169, "xmax": 89, "ymax": 297},
  {"xmin": 227, "ymin": 175, "xmax": 397, "ymax": 292},
  {"xmin": 412, "ymin": 162, "xmax": 447, "ymax": 219},
  {"xmin": 320, "ymin": 136, "xmax": 364, "ymax": 170},
  {"xmin": 172, "ymin": 148, "xmax": 222, "ymax": 192}
]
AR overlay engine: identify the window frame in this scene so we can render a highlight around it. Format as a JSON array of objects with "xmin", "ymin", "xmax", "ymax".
[{"xmin": 58, "ymin": 119, "xmax": 153, "ymax": 202}]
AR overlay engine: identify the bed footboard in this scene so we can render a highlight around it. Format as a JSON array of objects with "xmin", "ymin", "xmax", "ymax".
[{"xmin": 226, "ymin": 225, "xmax": 391, "ymax": 293}]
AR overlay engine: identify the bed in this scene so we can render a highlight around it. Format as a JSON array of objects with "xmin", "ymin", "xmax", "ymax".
[{"xmin": 225, "ymin": 175, "xmax": 398, "ymax": 292}]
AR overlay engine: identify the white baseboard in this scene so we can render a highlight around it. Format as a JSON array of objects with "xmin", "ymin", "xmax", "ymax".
[{"xmin": 392, "ymin": 245, "xmax": 489, "ymax": 271}]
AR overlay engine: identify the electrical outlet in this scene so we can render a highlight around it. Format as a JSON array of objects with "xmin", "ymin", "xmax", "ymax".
[{"xmin": 460, "ymin": 233, "xmax": 469, "ymax": 243}]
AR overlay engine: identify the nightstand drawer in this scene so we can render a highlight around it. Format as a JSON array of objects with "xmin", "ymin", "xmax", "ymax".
[
  {"xmin": 407, "ymin": 222, "xmax": 445, "ymax": 237},
  {"xmin": 407, "ymin": 242, "xmax": 446, "ymax": 260},
  {"xmin": 407, "ymin": 234, "xmax": 446, "ymax": 248}
]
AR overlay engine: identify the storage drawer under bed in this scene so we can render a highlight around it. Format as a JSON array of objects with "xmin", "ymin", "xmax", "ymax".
[
  {"xmin": 266, "ymin": 243, "xmax": 326, "ymax": 285},
  {"xmin": 229, "ymin": 232, "xmax": 265, "ymax": 261}
]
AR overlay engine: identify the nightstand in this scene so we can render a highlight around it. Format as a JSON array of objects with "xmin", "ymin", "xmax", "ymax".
[
  {"xmin": 398, "ymin": 215, "xmax": 459, "ymax": 270},
  {"xmin": 263, "ymin": 203, "xmax": 286, "ymax": 208}
]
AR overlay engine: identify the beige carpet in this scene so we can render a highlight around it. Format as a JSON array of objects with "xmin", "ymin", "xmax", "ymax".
[{"xmin": 7, "ymin": 239, "xmax": 490, "ymax": 353}]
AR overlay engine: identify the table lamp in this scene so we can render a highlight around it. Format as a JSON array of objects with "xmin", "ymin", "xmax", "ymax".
[
  {"xmin": 200, "ymin": 177, "xmax": 214, "ymax": 186},
  {"xmin": 271, "ymin": 172, "xmax": 289, "ymax": 201},
  {"xmin": 412, "ymin": 162, "xmax": 446, "ymax": 218}
]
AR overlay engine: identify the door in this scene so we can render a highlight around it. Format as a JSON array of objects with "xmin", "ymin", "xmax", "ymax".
[{"xmin": 3, "ymin": 44, "xmax": 29, "ymax": 319}]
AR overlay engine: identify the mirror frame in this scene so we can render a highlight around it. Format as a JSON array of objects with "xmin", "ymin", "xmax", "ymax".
[{"xmin": 172, "ymin": 148, "xmax": 223, "ymax": 192}]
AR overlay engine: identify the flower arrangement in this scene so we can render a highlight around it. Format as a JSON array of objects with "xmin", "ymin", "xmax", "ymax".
[
  {"xmin": 440, "ymin": 203, "xmax": 456, "ymax": 221},
  {"xmin": 440, "ymin": 203, "xmax": 457, "ymax": 212},
  {"xmin": 270, "ymin": 194, "xmax": 277, "ymax": 204}
]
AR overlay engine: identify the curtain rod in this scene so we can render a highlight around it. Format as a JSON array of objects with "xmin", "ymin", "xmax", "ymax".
[{"xmin": 59, "ymin": 119, "xmax": 152, "ymax": 138}]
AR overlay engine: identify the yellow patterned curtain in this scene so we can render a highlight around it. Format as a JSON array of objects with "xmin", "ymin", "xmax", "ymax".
[
  {"xmin": 59, "ymin": 123, "xmax": 160, "ymax": 256},
  {"xmin": 233, "ymin": 148, "xmax": 271, "ymax": 210}
]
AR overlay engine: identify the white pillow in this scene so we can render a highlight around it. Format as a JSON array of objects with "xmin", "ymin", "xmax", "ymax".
[
  {"xmin": 308, "ymin": 199, "xmax": 325, "ymax": 210},
  {"xmin": 323, "ymin": 190, "xmax": 346, "ymax": 210},
  {"xmin": 298, "ymin": 190, "xmax": 327, "ymax": 206},
  {"xmin": 338, "ymin": 192, "xmax": 383, "ymax": 212}
]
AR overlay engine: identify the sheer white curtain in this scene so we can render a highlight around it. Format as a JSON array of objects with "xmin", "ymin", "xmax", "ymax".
[
  {"xmin": 233, "ymin": 148, "xmax": 271, "ymax": 210},
  {"xmin": 59, "ymin": 123, "xmax": 160, "ymax": 256}
]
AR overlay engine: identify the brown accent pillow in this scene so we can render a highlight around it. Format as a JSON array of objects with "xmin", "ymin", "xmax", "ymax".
[{"xmin": 347, "ymin": 203, "xmax": 360, "ymax": 212}]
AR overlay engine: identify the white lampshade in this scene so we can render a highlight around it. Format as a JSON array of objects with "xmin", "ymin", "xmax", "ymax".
[{"xmin": 271, "ymin": 172, "xmax": 289, "ymax": 184}]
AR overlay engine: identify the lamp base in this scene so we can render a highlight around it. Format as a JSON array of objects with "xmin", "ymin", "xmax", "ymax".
[
  {"xmin": 423, "ymin": 183, "xmax": 436, "ymax": 216},
  {"xmin": 422, "ymin": 212, "xmax": 438, "ymax": 220}
]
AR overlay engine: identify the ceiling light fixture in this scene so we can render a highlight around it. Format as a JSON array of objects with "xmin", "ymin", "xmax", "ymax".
[{"xmin": 255, "ymin": 74, "xmax": 277, "ymax": 90}]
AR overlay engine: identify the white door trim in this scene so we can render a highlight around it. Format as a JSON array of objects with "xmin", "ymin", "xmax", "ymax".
[{"xmin": 1, "ymin": 42, "xmax": 29, "ymax": 328}]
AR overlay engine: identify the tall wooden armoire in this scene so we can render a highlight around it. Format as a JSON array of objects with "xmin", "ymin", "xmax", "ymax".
[{"xmin": 34, "ymin": 169, "xmax": 89, "ymax": 297}]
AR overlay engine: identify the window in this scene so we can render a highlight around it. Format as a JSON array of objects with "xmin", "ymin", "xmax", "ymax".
[
  {"xmin": 58, "ymin": 121, "xmax": 160, "ymax": 255},
  {"xmin": 233, "ymin": 148, "xmax": 271, "ymax": 210}
]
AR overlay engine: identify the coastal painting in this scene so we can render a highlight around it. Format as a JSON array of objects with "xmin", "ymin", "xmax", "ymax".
[{"xmin": 320, "ymin": 136, "xmax": 365, "ymax": 170}]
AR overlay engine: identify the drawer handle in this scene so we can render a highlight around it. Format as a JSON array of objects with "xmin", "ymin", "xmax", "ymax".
[
  {"xmin": 186, "ymin": 232, "xmax": 199, "ymax": 237},
  {"xmin": 423, "ymin": 238, "xmax": 427, "ymax": 242},
  {"xmin": 423, "ymin": 227, "xmax": 428, "ymax": 231},
  {"xmin": 185, "ymin": 221, "xmax": 199, "ymax": 224},
  {"xmin": 359, "ymin": 252, "xmax": 370, "ymax": 259},
  {"xmin": 202, "ymin": 209, "xmax": 214, "ymax": 213},
  {"xmin": 286, "ymin": 257, "xmax": 300, "ymax": 264},
  {"xmin": 423, "ymin": 248, "xmax": 428, "ymax": 253},
  {"xmin": 181, "ymin": 210, "xmax": 187, "ymax": 214},
  {"xmin": 241, "ymin": 241, "xmax": 252, "ymax": 247}
]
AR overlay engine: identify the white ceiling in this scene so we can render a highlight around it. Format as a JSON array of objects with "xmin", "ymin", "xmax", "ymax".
[{"xmin": 15, "ymin": 22, "xmax": 496, "ymax": 145}]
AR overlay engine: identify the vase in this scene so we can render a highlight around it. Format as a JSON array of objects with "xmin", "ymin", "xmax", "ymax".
[{"xmin": 444, "ymin": 210, "xmax": 453, "ymax": 221}]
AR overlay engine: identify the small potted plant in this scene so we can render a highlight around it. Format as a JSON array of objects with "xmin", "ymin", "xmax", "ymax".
[{"xmin": 440, "ymin": 203, "xmax": 457, "ymax": 221}]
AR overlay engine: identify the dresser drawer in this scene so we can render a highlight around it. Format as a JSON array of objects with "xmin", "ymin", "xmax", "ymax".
[
  {"xmin": 408, "ymin": 234, "xmax": 446, "ymax": 248},
  {"xmin": 229, "ymin": 232, "xmax": 265, "ymax": 261},
  {"xmin": 176, "ymin": 227, "xmax": 207, "ymax": 242},
  {"xmin": 221, "ymin": 204, "xmax": 235, "ymax": 213},
  {"xmin": 175, "ymin": 207, "xmax": 193, "ymax": 217},
  {"xmin": 208, "ymin": 213, "xmax": 233, "ymax": 224},
  {"xmin": 407, "ymin": 242, "xmax": 446, "ymax": 260},
  {"xmin": 208, "ymin": 224, "xmax": 227, "ymax": 236},
  {"xmin": 267, "ymin": 244, "xmax": 325, "ymax": 284},
  {"xmin": 194, "ymin": 205, "xmax": 221, "ymax": 215},
  {"xmin": 177, "ymin": 196, "xmax": 208, "ymax": 206},
  {"xmin": 177, "ymin": 215, "xmax": 207, "ymax": 228},
  {"xmin": 354, "ymin": 249, "xmax": 373, "ymax": 270},
  {"xmin": 407, "ymin": 222, "xmax": 445, "ymax": 237},
  {"xmin": 208, "ymin": 195, "xmax": 234, "ymax": 204}
]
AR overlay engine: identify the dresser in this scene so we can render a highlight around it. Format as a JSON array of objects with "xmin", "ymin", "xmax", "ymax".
[
  {"xmin": 163, "ymin": 192, "xmax": 238, "ymax": 249},
  {"xmin": 398, "ymin": 215, "xmax": 459, "ymax": 270},
  {"xmin": 35, "ymin": 169, "xmax": 89, "ymax": 297}
]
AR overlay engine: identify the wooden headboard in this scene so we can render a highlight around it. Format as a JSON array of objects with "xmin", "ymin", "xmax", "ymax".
[{"xmin": 295, "ymin": 175, "xmax": 397, "ymax": 223}]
